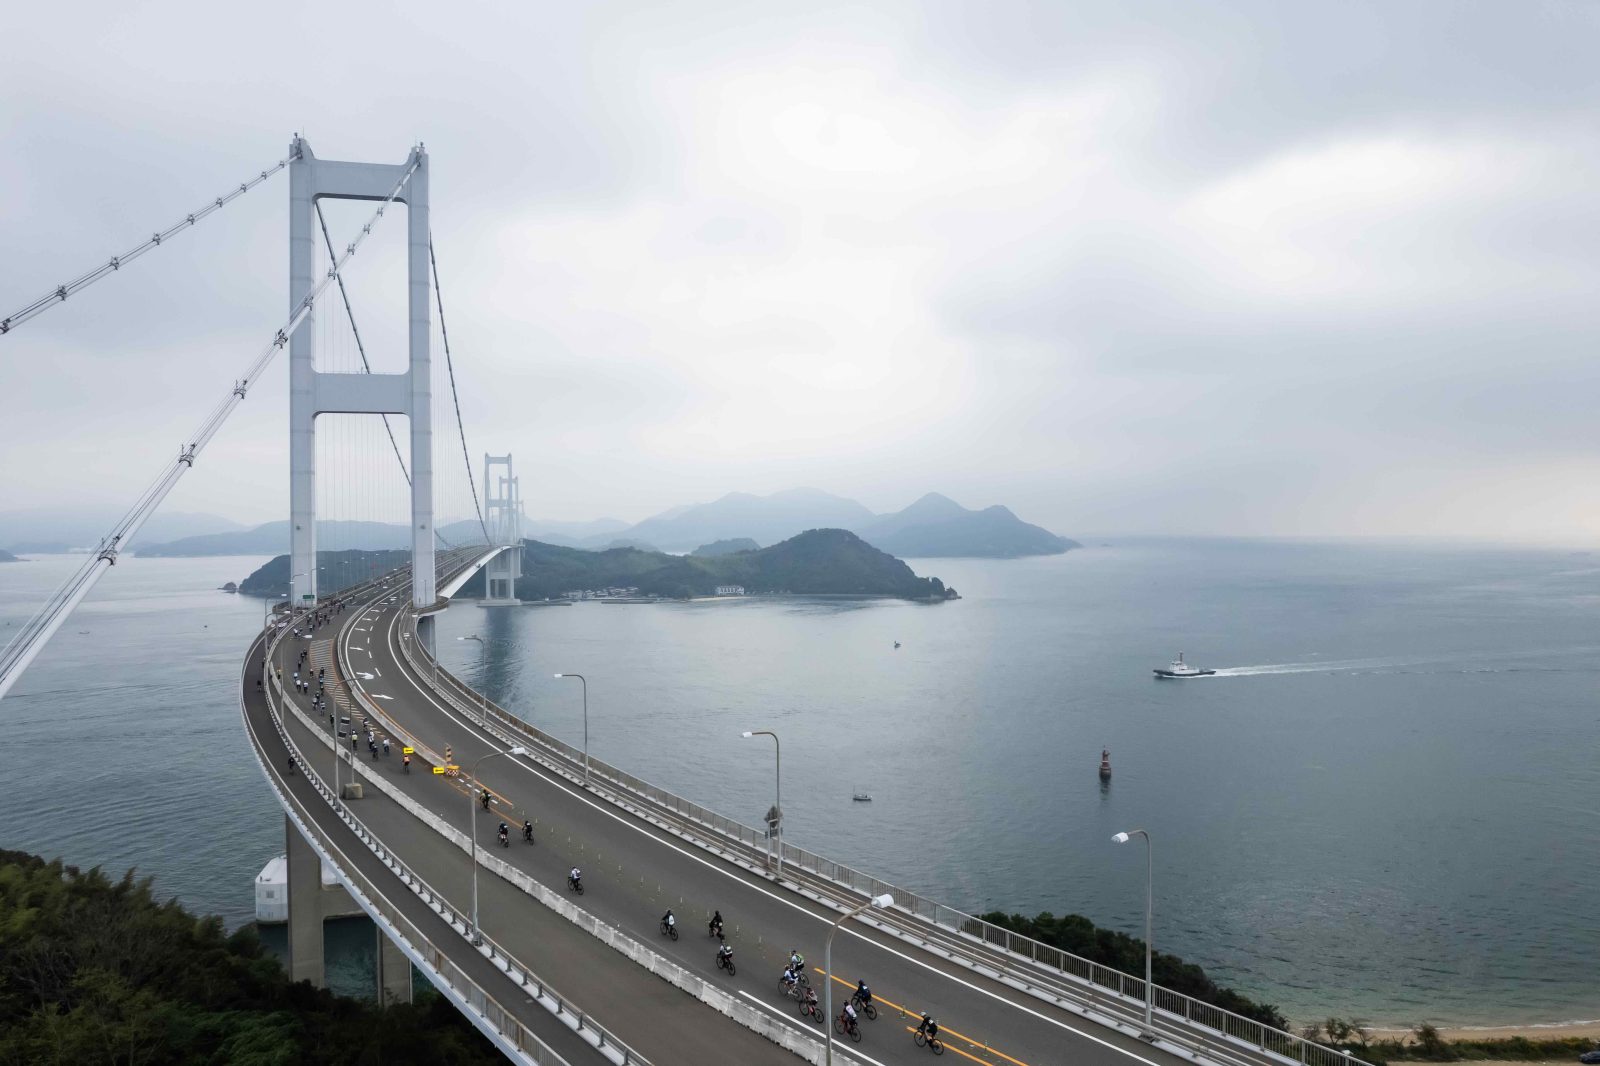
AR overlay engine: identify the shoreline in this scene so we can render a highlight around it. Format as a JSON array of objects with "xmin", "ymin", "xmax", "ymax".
[{"xmin": 1361, "ymin": 1020, "xmax": 1600, "ymax": 1043}]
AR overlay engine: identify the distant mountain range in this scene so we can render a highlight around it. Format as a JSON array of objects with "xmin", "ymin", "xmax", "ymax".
[
  {"xmin": 0, "ymin": 508, "xmax": 244, "ymax": 555},
  {"xmin": 623, "ymin": 489, "xmax": 1077, "ymax": 558},
  {"xmin": 125, "ymin": 489, "xmax": 1076, "ymax": 560}
]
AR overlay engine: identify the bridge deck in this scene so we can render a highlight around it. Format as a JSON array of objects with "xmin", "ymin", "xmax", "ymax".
[{"xmin": 283, "ymin": 573, "xmax": 1210, "ymax": 1066}]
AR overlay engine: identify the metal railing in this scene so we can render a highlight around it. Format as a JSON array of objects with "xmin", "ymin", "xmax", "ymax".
[
  {"xmin": 399, "ymin": 607, "xmax": 1368, "ymax": 1066},
  {"xmin": 256, "ymin": 603, "xmax": 648, "ymax": 1066}
]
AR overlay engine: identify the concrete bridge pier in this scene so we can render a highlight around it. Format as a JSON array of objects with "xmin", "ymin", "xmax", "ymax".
[
  {"xmin": 376, "ymin": 926, "xmax": 413, "ymax": 1005},
  {"xmin": 286, "ymin": 815, "xmax": 330, "ymax": 986},
  {"xmin": 285, "ymin": 816, "xmax": 411, "ymax": 1003}
]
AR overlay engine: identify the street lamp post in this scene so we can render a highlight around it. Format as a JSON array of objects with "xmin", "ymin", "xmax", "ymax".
[
  {"xmin": 741, "ymin": 730, "xmax": 781, "ymax": 877},
  {"xmin": 470, "ymin": 745, "xmax": 528, "ymax": 944},
  {"xmin": 825, "ymin": 893, "xmax": 894, "ymax": 1065},
  {"xmin": 1113, "ymin": 828, "xmax": 1155, "ymax": 1040},
  {"xmin": 553, "ymin": 673, "xmax": 589, "ymax": 787}
]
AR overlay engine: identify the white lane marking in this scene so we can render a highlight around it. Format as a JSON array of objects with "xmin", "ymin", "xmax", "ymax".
[
  {"xmin": 735, "ymin": 991, "xmax": 873, "ymax": 1063},
  {"xmin": 357, "ymin": 671, "xmax": 376, "ymax": 680},
  {"xmin": 361, "ymin": 598, "xmax": 1166, "ymax": 1066},
  {"xmin": 371, "ymin": 694, "xmax": 394, "ymax": 701}
]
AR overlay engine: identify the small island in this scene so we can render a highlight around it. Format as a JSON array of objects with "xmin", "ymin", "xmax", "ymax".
[
  {"xmin": 691, "ymin": 537, "xmax": 760, "ymax": 556},
  {"xmin": 240, "ymin": 531, "xmax": 957, "ymax": 602},
  {"xmin": 0, "ymin": 548, "xmax": 19, "ymax": 563},
  {"xmin": 239, "ymin": 548, "xmax": 412, "ymax": 597}
]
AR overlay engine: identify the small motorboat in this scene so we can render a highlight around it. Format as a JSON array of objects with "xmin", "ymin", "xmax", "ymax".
[
  {"xmin": 1153, "ymin": 651, "xmax": 1215, "ymax": 679},
  {"xmin": 893, "ymin": 641, "xmax": 901, "ymax": 649},
  {"xmin": 852, "ymin": 789, "xmax": 873, "ymax": 802}
]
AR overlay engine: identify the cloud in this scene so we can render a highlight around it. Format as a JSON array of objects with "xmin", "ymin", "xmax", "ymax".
[{"xmin": 1, "ymin": 1, "xmax": 1597, "ymax": 541}]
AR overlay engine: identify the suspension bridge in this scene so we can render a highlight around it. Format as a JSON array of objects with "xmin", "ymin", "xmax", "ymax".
[{"xmin": 0, "ymin": 138, "xmax": 1365, "ymax": 1066}]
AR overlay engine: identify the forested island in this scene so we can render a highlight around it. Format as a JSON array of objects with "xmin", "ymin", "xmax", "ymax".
[
  {"xmin": 0, "ymin": 547, "xmax": 18, "ymax": 562},
  {"xmin": 0, "ymin": 850, "xmax": 501, "ymax": 1063},
  {"xmin": 691, "ymin": 537, "xmax": 760, "ymax": 556},
  {"xmin": 464, "ymin": 528, "xmax": 956, "ymax": 601},
  {"xmin": 240, "ymin": 530, "xmax": 955, "ymax": 601},
  {"xmin": 239, "ymin": 548, "xmax": 410, "ymax": 597}
]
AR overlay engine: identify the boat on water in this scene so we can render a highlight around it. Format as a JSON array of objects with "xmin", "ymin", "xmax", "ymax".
[
  {"xmin": 1153, "ymin": 652, "xmax": 1215, "ymax": 679},
  {"xmin": 852, "ymin": 788, "xmax": 873, "ymax": 802}
]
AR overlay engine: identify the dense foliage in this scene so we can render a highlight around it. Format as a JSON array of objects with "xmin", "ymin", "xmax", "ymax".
[
  {"xmin": 455, "ymin": 528, "xmax": 956, "ymax": 600},
  {"xmin": 977, "ymin": 909, "xmax": 1289, "ymax": 1030},
  {"xmin": 0, "ymin": 850, "xmax": 501, "ymax": 1065},
  {"xmin": 239, "ymin": 549, "xmax": 411, "ymax": 598}
]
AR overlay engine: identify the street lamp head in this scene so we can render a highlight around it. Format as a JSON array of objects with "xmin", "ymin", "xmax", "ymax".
[
  {"xmin": 509, "ymin": 745, "xmax": 528, "ymax": 756},
  {"xmin": 1113, "ymin": 832, "xmax": 1131, "ymax": 844},
  {"xmin": 870, "ymin": 893, "xmax": 894, "ymax": 909},
  {"xmin": 553, "ymin": 673, "xmax": 563, "ymax": 678},
  {"xmin": 741, "ymin": 730, "xmax": 755, "ymax": 738}
]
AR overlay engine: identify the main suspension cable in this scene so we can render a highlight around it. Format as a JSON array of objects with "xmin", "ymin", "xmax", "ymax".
[
  {"xmin": 0, "ymin": 153, "xmax": 421, "ymax": 704},
  {"xmin": 2, "ymin": 149, "xmax": 297, "ymax": 336},
  {"xmin": 428, "ymin": 236, "xmax": 491, "ymax": 546}
]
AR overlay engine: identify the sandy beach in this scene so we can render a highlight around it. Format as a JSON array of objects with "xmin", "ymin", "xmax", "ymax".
[{"xmin": 1360, "ymin": 1021, "xmax": 1600, "ymax": 1043}]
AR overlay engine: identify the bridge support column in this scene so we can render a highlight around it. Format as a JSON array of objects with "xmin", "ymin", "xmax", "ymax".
[
  {"xmin": 287, "ymin": 136, "xmax": 434, "ymax": 609},
  {"xmin": 481, "ymin": 454, "xmax": 521, "ymax": 605},
  {"xmin": 285, "ymin": 815, "xmax": 326, "ymax": 987},
  {"xmin": 376, "ymin": 927, "xmax": 413, "ymax": 1005}
]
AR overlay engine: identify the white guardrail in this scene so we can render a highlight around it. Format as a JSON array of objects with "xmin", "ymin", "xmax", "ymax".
[
  {"xmin": 252, "ymin": 594, "xmax": 649, "ymax": 1066},
  {"xmin": 397, "ymin": 597, "xmax": 1372, "ymax": 1066}
]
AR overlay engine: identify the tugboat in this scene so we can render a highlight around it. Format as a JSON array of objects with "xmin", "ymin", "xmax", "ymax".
[
  {"xmin": 1098, "ymin": 749, "xmax": 1112, "ymax": 779},
  {"xmin": 1153, "ymin": 651, "xmax": 1215, "ymax": 679}
]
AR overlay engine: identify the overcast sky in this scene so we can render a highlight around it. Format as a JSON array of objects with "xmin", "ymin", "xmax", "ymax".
[{"xmin": 2, "ymin": 1, "xmax": 1597, "ymax": 540}]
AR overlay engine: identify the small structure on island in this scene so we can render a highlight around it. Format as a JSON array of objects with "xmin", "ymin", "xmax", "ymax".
[
  {"xmin": 714, "ymin": 585, "xmax": 746, "ymax": 596},
  {"xmin": 1099, "ymin": 748, "xmax": 1112, "ymax": 779}
]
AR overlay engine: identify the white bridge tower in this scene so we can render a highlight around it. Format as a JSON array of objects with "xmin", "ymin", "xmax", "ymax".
[
  {"xmin": 482, "ymin": 453, "xmax": 522, "ymax": 604},
  {"xmin": 288, "ymin": 137, "xmax": 435, "ymax": 609}
]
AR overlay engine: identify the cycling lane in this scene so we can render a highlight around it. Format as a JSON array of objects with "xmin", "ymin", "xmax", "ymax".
[{"xmin": 343, "ymin": 595, "xmax": 1192, "ymax": 1066}]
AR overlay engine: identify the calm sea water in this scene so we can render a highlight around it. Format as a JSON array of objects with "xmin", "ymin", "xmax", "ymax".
[{"xmin": 2, "ymin": 541, "xmax": 1596, "ymax": 1024}]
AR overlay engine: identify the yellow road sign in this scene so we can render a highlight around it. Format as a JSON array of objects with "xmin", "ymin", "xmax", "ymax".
[
  {"xmin": 432, "ymin": 766, "xmax": 446, "ymax": 775},
  {"xmin": 402, "ymin": 746, "xmax": 414, "ymax": 755}
]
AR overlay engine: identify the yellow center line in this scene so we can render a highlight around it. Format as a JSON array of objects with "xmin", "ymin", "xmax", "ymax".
[
  {"xmin": 899, "ymin": 1026, "xmax": 992, "ymax": 1064},
  {"xmin": 815, "ymin": 971, "xmax": 1032, "ymax": 1066}
]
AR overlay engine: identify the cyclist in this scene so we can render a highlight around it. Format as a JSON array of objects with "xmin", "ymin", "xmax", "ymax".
[
  {"xmin": 403, "ymin": 752, "xmax": 411, "ymax": 772},
  {"xmin": 917, "ymin": 1014, "xmax": 940, "ymax": 1041},
  {"xmin": 480, "ymin": 788, "xmax": 491, "ymax": 811},
  {"xmin": 568, "ymin": 866, "xmax": 582, "ymax": 890},
  {"xmin": 716, "ymin": 942, "xmax": 734, "ymax": 967},
  {"xmin": 802, "ymin": 985, "xmax": 819, "ymax": 1010},
  {"xmin": 840, "ymin": 1000, "xmax": 859, "ymax": 1033},
  {"xmin": 522, "ymin": 819, "xmax": 534, "ymax": 842},
  {"xmin": 709, "ymin": 910, "xmax": 724, "ymax": 938},
  {"xmin": 661, "ymin": 909, "xmax": 675, "ymax": 931},
  {"xmin": 853, "ymin": 979, "xmax": 873, "ymax": 1008},
  {"xmin": 780, "ymin": 965, "xmax": 801, "ymax": 993},
  {"xmin": 789, "ymin": 949, "xmax": 805, "ymax": 972},
  {"xmin": 496, "ymin": 822, "xmax": 508, "ymax": 846}
]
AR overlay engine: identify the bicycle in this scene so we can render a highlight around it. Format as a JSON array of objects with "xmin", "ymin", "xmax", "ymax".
[
  {"xmin": 851, "ymin": 991, "xmax": 879, "ymax": 1021},
  {"xmin": 660, "ymin": 919, "xmax": 679, "ymax": 941},
  {"xmin": 834, "ymin": 1012, "xmax": 862, "ymax": 1043},
  {"xmin": 914, "ymin": 1029, "xmax": 945, "ymax": 1055},
  {"xmin": 715, "ymin": 952, "xmax": 737, "ymax": 977},
  {"xmin": 797, "ymin": 998, "xmax": 822, "ymax": 1024}
]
